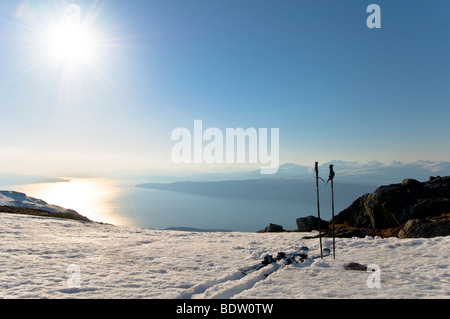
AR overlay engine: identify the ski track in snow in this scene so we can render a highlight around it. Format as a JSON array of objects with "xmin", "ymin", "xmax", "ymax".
[
  {"xmin": 1, "ymin": 213, "xmax": 449, "ymax": 299},
  {"xmin": 181, "ymin": 263, "xmax": 280, "ymax": 299},
  {"xmin": 180, "ymin": 252, "xmax": 320, "ymax": 299}
]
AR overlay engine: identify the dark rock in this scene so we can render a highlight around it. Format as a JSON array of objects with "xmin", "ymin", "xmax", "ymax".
[
  {"xmin": 296, "ymin": 215, "xmax": 330, "ymax": 232},
  {"xmin": 330, "ymin": 194, "xmax": 372, "ymax": 228},
  {"xmin": 398, "ymin": 217, "xmax": 450, "ymax": 239},
  {"xmin": 334, "ymin": 176, "xmax": 450, "ymax": 231},
  {"xmin": 257, "ymin": 223, "xmax": 285, "ymax": 233},
  {"xmin": 401, "ymin": 178, "xmax": 422, "ymax": 188},
  {"xmin": 343, "ymin": 262, "xmax": 368, "ymax": 271}
]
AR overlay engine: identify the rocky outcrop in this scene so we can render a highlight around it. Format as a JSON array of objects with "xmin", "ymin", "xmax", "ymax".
[
  {"xmin": 398, "ymin": 216, "xmax": 450, "ymax": 239},
  {"xmin": 334, "ymin": 177, "xmax": 450, "ymax": 228},
  {"xmin": 333, "ymin": 177, "xmax": 450, "ymax": 238},
  {"xmin": 296, "ymin": 216, "xmax": 329, "ymax": 232},
  {"xmin": 257, "ymin": 223, "xmax": 285, "ymax": 233}
]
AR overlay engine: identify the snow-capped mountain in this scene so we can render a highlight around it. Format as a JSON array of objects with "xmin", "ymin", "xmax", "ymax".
[
  {"xmin": 110, "ymin": 160, "xmax": 450, "ymax": 185},
  {"xmin": 0, "ymin": 190, "xmax": 84, "ymax": 218},
  {"xmin": 266, "ymin": 160, "xmax": 450, "ymax": 184}
]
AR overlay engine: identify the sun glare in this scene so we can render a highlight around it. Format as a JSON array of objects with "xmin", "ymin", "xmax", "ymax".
[
  {"xmin": 9, "ymin": 178, "xmax": 132, "ymax": 226},
  {"xmin": 14, "ymin": 1, "xmax": 124, "ymax": 101},
  {"xmin": 39, "ymin": 3, "xmax": 102, "ymax": 69},
  {"xmin": 47, "ymin": 22, "xmax": 94, "ymax": 64}
]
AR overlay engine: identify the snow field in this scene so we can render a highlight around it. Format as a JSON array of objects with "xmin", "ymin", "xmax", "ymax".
[{"xmin": 0, "ymin": 213, "xmax": 449, "ymax": 299}]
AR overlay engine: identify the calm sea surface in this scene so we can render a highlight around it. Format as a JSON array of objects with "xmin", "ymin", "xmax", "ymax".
[{"xmin": 5, "ymin": 178, "xmax": 343, "ymax": 232}]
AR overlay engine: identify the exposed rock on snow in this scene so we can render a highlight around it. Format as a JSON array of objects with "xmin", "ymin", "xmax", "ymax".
[
  {"xmin": 257, "ymin": 223, "xmax": 285, "ymax": 233},
  {"xmin": 343, "ymin": 262, "xmax": 368, "ymax": 271},
  {"xmin": 296, "ymin": 215, "xmax": 330, "ymax": 232},
  {"xmin": 398, "ymin": 217, "xmax": 450, "ymax": 239}
]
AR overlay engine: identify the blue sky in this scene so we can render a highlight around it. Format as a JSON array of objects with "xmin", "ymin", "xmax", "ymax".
[{"xmin": 0, "ymin": 0, "xmax": 449, "ymax": 176}]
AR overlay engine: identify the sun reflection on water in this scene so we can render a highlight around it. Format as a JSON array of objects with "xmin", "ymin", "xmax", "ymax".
[{"xmin": 7, "ymin": 178, "xmax": 133, "ymax": 226}]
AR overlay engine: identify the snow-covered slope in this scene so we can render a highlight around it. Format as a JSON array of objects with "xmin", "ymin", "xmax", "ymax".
[
  {"xmin": 0, "ymin": 213, "xmax": 448, "ymax": 299},
  {"xmin": 0, "ymin": 190, "xmax": 81, "ymax": 216}
]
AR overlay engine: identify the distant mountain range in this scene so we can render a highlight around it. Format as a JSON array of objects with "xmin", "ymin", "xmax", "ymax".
[
  {"xmin": 115, "ymin": 160, "xmax": 450, "ymax": 185},
  {"xmin": 329, "ymin": 160, "xmax": 450, "ymax": 183},
  {"xmin": 2, "ymin": 159, "xmax": 449, "ymax": 189},
  {"xmin": 273, "ymin": 160, "xmax": 450, "ymax": 185}
]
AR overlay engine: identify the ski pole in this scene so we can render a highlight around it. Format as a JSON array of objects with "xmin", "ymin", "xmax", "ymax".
[
  {"xmin": 315, "ymin": 162, "xmax": 323, "ymax": 259},
  {"xmin": 329, "ymin": 164, "xmax": 336, "ymax": 259}
]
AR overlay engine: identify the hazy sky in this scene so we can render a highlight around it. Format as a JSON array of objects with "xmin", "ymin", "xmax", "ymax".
[{"xmin": 0, "ymin": 0, "xmax": 449, "ymax": 176}]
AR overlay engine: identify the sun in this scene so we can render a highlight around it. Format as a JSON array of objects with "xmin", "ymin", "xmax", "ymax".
[
  {"xmin": 47, "ymin": 21, "xmax": 94, "ymax": 65},
  {"xmin": 14, "ymin": 1, "xmax": 122, "ymax": 98},
  {"xmin": 41, "ymin": 4, "xmax": 101, "ymax": 68}
]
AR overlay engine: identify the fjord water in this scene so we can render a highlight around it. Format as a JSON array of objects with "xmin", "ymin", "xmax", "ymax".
[{"xmin": 4, "ymin": 178, "xmax": 357, "ymax": 232}]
